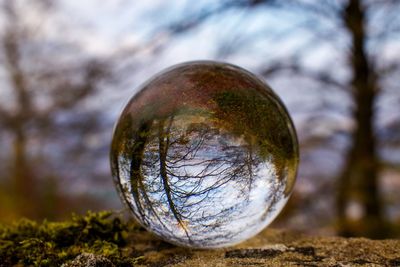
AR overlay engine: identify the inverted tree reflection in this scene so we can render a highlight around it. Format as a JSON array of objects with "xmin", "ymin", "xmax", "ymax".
[
  {"xmin": 114, "ymin": 111, "xmax": 286, "ymax": 246},
  {"xmin": 110, "ymin": 62, "xmax": 298, "ymax": 247}
]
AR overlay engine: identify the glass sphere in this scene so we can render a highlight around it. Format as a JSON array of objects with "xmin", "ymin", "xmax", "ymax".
[{"xmin": 110, "ymin": 61, "xmax": 298, "ymax": 248}]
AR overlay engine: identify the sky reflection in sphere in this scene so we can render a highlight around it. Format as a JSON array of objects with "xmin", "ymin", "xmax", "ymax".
[{"xmin": 110, "ymin": 61, "xmax": 299, "ymax": 248}]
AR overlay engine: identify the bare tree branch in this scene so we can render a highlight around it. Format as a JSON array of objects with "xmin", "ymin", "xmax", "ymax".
[{"xmin": 261, "ymin": 62, "xmax": 348, "ymax": 91}]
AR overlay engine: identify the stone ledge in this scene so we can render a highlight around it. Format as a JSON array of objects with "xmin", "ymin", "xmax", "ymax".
[{"xmin": 129, "ymin": 229, "xmax": 400, "ymax": 267}]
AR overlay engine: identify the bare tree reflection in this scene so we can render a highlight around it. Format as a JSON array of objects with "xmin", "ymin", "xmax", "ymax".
[
  {"xmin": 110, "ymin": 62, "xmax": 297, "ymax": 247},
  {"xmin": 112, "ymin": 111, "xmax": 286, "ymax": 246}
]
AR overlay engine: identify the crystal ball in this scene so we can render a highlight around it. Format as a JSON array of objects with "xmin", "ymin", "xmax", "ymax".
[{"xmin": 110, "ymin": 61, "xmax": 298, "ymax": 248}]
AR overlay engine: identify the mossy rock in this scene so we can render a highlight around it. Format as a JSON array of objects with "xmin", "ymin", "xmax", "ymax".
[{"xmin": 1, "ymin": 211, "xmax": 399, "ymax": 266}]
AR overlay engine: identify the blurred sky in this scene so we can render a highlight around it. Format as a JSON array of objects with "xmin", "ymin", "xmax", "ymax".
[
  {"xmin": 57, "ymin": 0, "xmax": 350, "ymax": 118},
  {"xmin": 56, "ymin": 0, "xmax": 400, "ymax": 216}
]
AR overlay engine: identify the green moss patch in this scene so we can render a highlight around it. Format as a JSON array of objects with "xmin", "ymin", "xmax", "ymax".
[{"xmin": 0, "ymin": 211, "xmax": 136, "ymax": 266}]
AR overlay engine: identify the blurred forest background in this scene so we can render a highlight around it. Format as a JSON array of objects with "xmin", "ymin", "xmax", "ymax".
[{"xmin": 0, "ymin": 0, "xmax": 399, "ymax": 239}]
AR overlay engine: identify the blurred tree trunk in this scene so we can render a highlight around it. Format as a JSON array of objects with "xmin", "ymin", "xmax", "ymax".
[
  {"xmin": 12, "ymin": 128, "xmax": 35, "ymax": 217},
  {"xmin": 0, "ymin": 0, "xmax": 111, "ymax": 220},
  {"xmin": 3, "ymin": 25, "xmax": 36, "ymax": 218},
  {"xmin": 337, "ymin": 0, "xmax": 386, "ymax": 238}
]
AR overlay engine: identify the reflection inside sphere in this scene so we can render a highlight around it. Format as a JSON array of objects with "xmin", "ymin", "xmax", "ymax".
[{"xmin": 110, "ymin": 61, "xmax": 298, "ymax": 248}]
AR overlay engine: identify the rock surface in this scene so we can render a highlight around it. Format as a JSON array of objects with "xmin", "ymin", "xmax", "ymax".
[{"xmin": 129, "ymin": 229, "xmax": 400, "ymax": 267}]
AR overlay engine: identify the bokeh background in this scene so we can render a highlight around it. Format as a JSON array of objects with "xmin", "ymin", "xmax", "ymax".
[{"xmin": 0, "ymin": 0, "xmax": 399, "ymax": 238}]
